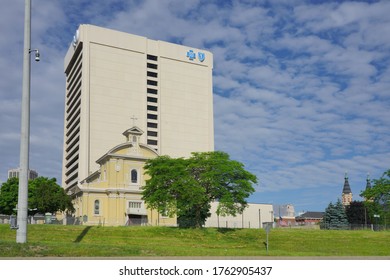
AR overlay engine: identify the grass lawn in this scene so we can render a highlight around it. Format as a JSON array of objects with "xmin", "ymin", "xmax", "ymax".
[{"xmin": 0, "ymin": 224, "xmax": 389, "ymax": 257}]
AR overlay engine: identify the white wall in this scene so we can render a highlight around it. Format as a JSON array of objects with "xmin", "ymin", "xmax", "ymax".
[{"xmin": 205, "ymin": 202, "xmax": 274, "ymax": 229}]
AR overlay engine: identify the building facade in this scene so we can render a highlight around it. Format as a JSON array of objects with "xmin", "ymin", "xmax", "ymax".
[
  {"xmin": 205, "ymin": 202, "xmax": 274, "ymax": 229},
  {"xmin": 295, "ymin": 211, "xmax": 324, "ymax": 226},
  {"xmin": 8, "ymin": 168, "xmax": 38, "ymax": 180},
  {"xmin": 62, "ymin": 24, "xmax": 214, "ymax": 193}
]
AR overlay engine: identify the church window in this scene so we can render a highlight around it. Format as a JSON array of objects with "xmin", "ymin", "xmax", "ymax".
[
  {"xmin": 94, "ymin": 200, "xmax": 100, "ymax": 215},
  {"xmin": 129, "ymin": 201, "xmax": 142, "ymax": 208},
  {"xmin": 131, "ymin": 169, "xmax": 138, "ymax": 183}
]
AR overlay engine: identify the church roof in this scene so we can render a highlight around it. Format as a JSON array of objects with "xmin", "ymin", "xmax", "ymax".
[
  {"xmin": 342, "ymin": 173, "xmax": 352, "ymax": 194},
  {"xmin": 122, "ymin": 126, "xmax": 144, "ymax": 137},
  {"xmin": 295, "ymin": 211, "xmax": 324, "ymax": 219}
]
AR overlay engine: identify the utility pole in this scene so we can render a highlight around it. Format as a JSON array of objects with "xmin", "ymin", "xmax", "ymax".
[{"xmin": 16, "ymin": 0, "xmax": 31, "ymax": 243}]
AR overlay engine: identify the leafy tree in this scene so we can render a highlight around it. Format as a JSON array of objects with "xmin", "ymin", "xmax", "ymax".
[
  {"xmin": 143, "ymin": 151, "xmax": 258, "ymax": 228},
  {"xmin": 0, "ymin": 177, "xmax": 19, "ymax": 215},
  {"xmin": 29, "ymin": 177, "xmax": 74, "ymax": 215},
  {"xmin": 322, "ymin": 199, "xmax": 349, "ymax": 229},
  {"xmin": 0, "ymin": 177, "xmax": 74, "ymax": 216},
  {"xmin": 361, "ymin": 169, "xmax": 390, "ymax": 225},
  {"xmin": 345, "ymin": 201, "xmax": 368, "ymax": 224}
]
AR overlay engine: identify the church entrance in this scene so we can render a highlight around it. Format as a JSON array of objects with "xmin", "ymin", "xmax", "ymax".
[{"xmin": 127, "ymin": 214, "xmax": 147, "ymax": 226}]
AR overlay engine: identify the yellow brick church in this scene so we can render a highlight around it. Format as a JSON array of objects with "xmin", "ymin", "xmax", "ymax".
[{"xmin": 67, "ymin": 127, "xmax": 176, "ymax": 226}]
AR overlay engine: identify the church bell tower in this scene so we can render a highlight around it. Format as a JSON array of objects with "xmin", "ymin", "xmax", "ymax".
[{"xmin": 342, "ymin": 172, "xmax": 353, "ymax": 206}]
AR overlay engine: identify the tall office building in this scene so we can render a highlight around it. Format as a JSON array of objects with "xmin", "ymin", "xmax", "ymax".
[{"xmin": 62, "ymin": 25, "xmax": 214, "ymax": 191}]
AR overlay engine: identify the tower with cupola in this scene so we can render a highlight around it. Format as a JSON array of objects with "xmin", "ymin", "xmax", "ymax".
[{"xmin": 341, "ymin": 172, "xmax": 353, "ymax": 206}]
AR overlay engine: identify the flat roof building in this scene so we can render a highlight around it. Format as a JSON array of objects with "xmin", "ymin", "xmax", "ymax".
[
  {"xmin": 62, "ymin": 25, "xmax": 214, "ymax": 192},
  {"xmin": 8, "ymin": 168, "xmax": 38, "ymax": 180}
]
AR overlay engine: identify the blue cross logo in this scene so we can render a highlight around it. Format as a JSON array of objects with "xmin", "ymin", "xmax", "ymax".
[{"xmin": 187, "ymin": 50, "xmax": 196, "ymax": 60}]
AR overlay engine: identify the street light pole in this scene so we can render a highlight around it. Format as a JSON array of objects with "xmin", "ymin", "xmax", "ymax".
[{"xmin": 16, "ymin": 0, "xmax": 31, "ymax": 244}]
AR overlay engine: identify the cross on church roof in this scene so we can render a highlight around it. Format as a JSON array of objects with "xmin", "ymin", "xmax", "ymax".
[{"xmin": 131, "ymin": 115, "xmax": 138, "ymax": 126}]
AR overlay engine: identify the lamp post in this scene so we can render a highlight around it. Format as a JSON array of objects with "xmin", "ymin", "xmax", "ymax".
[
  {"xmin": 16, "ymin": 0, "xmax": 39, "ymax": 243},
  {"xmin": 373, "ymin": 214, "xmax": 380, "ymax": 231}
]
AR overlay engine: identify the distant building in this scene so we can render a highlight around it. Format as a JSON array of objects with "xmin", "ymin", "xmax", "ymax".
[
  {"xmin": 341, "ymin": 172, "xmax": 353, "ymax": 206},
  {"xmin": 274, "ymin": 204, "xmax": 296, "ymax": 226},
  {"xmin": 295, "ymin": 211, "xmax": 324, "ymax": 225},
  {"xmin": 205, "ymin": 202, "xmax": 274, "ymax": 229},
  {"xmin": 364, "ymin": 174, "xmax": 373, "ymax": 202},
  {"xmin": 7, "ymin": 168, "xmax": 38, "ymax": 180}
]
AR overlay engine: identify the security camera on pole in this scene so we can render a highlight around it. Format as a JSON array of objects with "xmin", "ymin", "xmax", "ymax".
[{"xmin": 16, "ymin": 0, "xmax": 39, "ymax": 243}]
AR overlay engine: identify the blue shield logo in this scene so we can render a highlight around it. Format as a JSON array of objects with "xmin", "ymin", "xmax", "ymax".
[{"xmin": 198, "ymin": 52, "xmax": 205, "ymax": 62}]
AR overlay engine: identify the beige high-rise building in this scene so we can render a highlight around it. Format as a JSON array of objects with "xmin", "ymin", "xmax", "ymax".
[{"xmin": 62, "ymin": 24, "xmax": 214, "ymax": 193}]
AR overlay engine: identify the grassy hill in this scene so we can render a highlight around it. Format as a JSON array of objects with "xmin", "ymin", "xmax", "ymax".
[{"xmin": 0, "ymin": 224, "xmax": 389, "ymax": 257}]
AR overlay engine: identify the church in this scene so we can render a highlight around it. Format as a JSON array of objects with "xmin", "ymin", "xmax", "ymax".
[{"xmin": 67, "ymin": 127, "xmax": 176, "ymax": 226}]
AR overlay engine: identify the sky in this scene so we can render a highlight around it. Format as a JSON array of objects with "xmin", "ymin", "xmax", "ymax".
[{"xmin": 0, "ymin": 0, "xmax": 389, "ymax": 214}]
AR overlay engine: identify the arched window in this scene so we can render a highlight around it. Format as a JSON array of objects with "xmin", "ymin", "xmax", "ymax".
[
  {"xmin": 94, "ymin": 200, "xmax": 100, "ymax": 215},
  {"xmin": 131, "ymin": 169, "xmax": 138, "ymax": 183}
]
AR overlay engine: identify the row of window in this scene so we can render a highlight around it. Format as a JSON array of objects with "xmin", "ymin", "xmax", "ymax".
[
  {"xmin": 94, "ymin": 200, "xmax": 143, "ymax": 215},
  {"xmin": 64, "ymin": 46, "xmax": 83, "ymax": 188},
  {"xmin": 146, "ymin": 54, "xmax": 159, "ymax": 148},
  {"xmin": 100, "ymin": 168, "xmax": 139, "ymax": 184}
]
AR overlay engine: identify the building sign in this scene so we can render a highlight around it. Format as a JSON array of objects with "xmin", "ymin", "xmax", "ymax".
[
  {"xmin": 72, "ymin": 29, "xmax": 79, "ymax": 48},
  {"xmin": 187, "ymin": 50, "xmax": 205, "ymax": 62}
]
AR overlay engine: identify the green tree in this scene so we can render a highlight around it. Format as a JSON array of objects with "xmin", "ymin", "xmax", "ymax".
[
  {"xmin": 345, "ymin": 201, "xmax": 367, "ymax": 225},
  {"xmin": 361, "ymin": 169, "xmax": 390, "ymax": 225},
  {"xmin": 29, "ymin": 177, "xmax": 74, "ymax": 215},
  {"xmin": 0, "ymin": 177, "xmax": 74, "ymax": 216},
  {"xmin": 143, "ymin": 151, "xmax": 258, "ymax": 228},
  {"xmin": 0, "ymin": 177, "xmax": 19, "ymax": 215},
  {"xmin": 322, "ymin": 199, "xmax": 349, "ymax": 229}
]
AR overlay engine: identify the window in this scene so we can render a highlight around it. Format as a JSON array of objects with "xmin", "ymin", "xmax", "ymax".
[
  {"xmin": 147, "ymin": 63, "xmax": 158, "ymax": 69},
  {"xmin": 147, "ymin": 54, "xmax": 158, "ymax": 61},
  {"xmin": 94, "ymin": 200, "xmax": 100, "ymax": 215},
  {"xmin": 147, "ymin": 88, "xmax": 158, "ymax": 94},
  {"xmin": 147, "ymin": 122, "xmax": 158, "ymax": 128},
  {"xmin": 147, "ymin": 71, "xmax": 158, "ymax": 78},
  {"xmin": 147, "ymin": 105, "xmax": 158, "ymax": 111},
  {"xmin": 147, "ymin": 114, "xmax": 158, "ymax": 120},
  {"xmin": 131, "ymin": 169, "xmax": 138, "ymax": 183},
  {"xmin": 147, "ymin": 96, "xmax": 158, "ymax": 103},
  {"xmin": 147, "ymin": 80, "xmax": 158, "ymax": 86},
  {"xmin": 147, "ymin": 131, "xmax": 158, "ymax": 137},
  {"xmin": 148, "ymin": 139, "xmax": 158, "ymax": 145},
  {"xmin": 129, "ymin": 201, "xmax": 142, "ymax": 208}
]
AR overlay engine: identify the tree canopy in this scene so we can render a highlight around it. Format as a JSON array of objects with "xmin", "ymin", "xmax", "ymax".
[
  {"xmin": 0, "ymin": 177, "xmax": 19, "ymax": 215},
  {"xmin": 345, "ymin": 201, "xmax": 368, "ymax": 225},
  {"xmin": 360, "ymin": 169, "xmax": 390, "ymax": 225},
  {"xmin": 142, "ymin": 151, "xmax": 258, "ymax": 228},
  {"xmin": 321, "ymin": 199, "xmax": 349, "ymax": 230},
  {"xmin": 0, "ymin": 177, "xmax": 74, "ymax": 215},
  {"xmin": 361, "ymin": 169, "xmax": 390, "ymax": 206}
]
